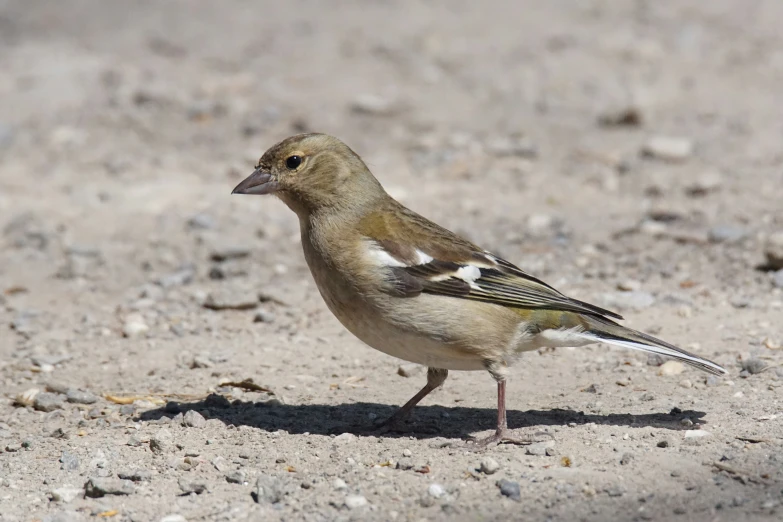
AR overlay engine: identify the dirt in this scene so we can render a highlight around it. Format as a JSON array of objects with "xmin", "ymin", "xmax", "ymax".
[{"xmin": 1, "ymin": 1, "xmax": 782, "ymax": 521}]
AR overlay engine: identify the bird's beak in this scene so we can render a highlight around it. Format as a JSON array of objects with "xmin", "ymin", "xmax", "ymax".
[{"xmin": 231, "ymin": 168, "xmax": 279, "ymax": 195}]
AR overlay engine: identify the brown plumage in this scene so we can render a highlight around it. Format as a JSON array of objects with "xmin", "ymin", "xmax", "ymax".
[{"xmin": 233, "ymin": 133, "xmax": 726, "ymax": 446}]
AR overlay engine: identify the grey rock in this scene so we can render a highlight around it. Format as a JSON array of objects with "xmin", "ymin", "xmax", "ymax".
[
  {"xmin": 11, "ymin": 311, "xmax": 38, "ymax": 334},
  {"xmin": 5, "ymin": 442, "xmax": 21, "ymax": 452},
  {"xmin": 210, "ymin": 245, "xmax": 251, "ymax": 262},
  {"xmin": 177, "ymin": 477, "xmax": 208, "ymax": 495},
  {"xmin": 741, "ymin": 358, "xmax": 767, "ymax": 375},
  {"xmin": 118, "ymin": 469, "xmax": 152, "ymax": 482},
  {"xmin": 60, "ymin": 450, "xmax": 80, "ymax": 471},
  {"xmin": 605, "ymin": 485, "xmax": 625, "ymax": 497},
  {"xmin": 764, "ymin": 232, "xmax": 783, "ymax": 270},
  {"xmin": 226, "ymin": 470, "xmax": 246, "ymax": 484},
  {"xmin": 397, "ymin": 363, "xmax": 422, "ymax": 377},
  {"xmin": 708, "ymin": 225, "xmax": 747, "ymax": 243},
  {"xmin": 647, "ymin": 354, "xmax": 665, "ymax": 367},
  {"xmin": 773, "ymin": 269, "xmax": 783, "ymax": 289},
  {"xmin": 84, "ymin": 477, "xmax": 135, "ymax": 497},
  {"xmin": 597, "ymin": 106, "xmax": 643, "ymax": 127},
  {"xmin": 730, "ymin": 296, "xmax": 751, "ymax": 308},
  {"xmin": 66, "ymin": 389, "xmax": 98, "ymax": 405},
  {"xmin": 253, "ymin": 475, "xmax": 285, "ymax": 504},
  {"xmin": 350, "ymin": 94, "xmax": 401, "ymax": 117},
  {"xmin": 187, "ymin": 213, "xmax": 217, "ymax": 230},
  {"xmin": 657, "ymin": 440, "xmax": 670, "ymax": 448},
  {"xmin": 119, "ymin": 404, "xmax": 136, "ymax": 416},
  {"xmin": 50, "ymin": 487, "xmax": 83, "ymax": 503},
  {"xmin": 253, "ymin": 310, "xmax": 276, "ymax": 323},
  {"xmin": 479, "ymin": 457, "xmax": 500, "ymax": 475},
  {"xmin": 183, "ymin": 410, "xmax": 206, "ymax": 428},
  {"xmin": 641, "ymin": 136, "xmax": 693, "ymax": 162},
  {"xmin": 620, "ymin": 453, "xmax": 634, "ymax": 465},
  {"xmin": 497, "ymin": 479, "xmax": 521, "ymax": 501},
  {"xmin": 345, "ymin": 494, "xmax": 369, "ymax": 509},
  {"xmin": 150, "ymin": 429, "xmax": 172, "ymax": 454},
  {"xmin": 428, "ymin": 483, "xmax": 446, "ymax": 498},
  {"xmin": 32, "ymin": 354, "xmax": 72, "ymax": 367},
  {"xmin": 526, "ymin": 440, "xmax": 555, "ymax": 456},
  {"xmin": 601, "ymin": 291, "xmax": 655, "ymax": 311},
  {"xmin": 157, "ymin": 265, "xmax": 195, "ymax": 288},
  {"xmin": 202, "ymin": 289, "xmax": 257, "ymax": 310}
]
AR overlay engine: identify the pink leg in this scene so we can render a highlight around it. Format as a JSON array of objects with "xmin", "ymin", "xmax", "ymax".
[{"xmin": 376, "ymin": 368, "xmax": 447, "ymax": 432}]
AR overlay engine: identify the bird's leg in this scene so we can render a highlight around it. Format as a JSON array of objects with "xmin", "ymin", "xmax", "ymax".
[
  {"xmin": 465, "ymin": 362, "xmax": 552, "ymax": 449},
  {"xmin": 375, "ymin": 367, "xmax": 448, "ymax": 432}
]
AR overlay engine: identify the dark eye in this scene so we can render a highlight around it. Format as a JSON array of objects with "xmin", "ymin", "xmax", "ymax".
[{"xmin": 285, "ymin": 155, "xmax": 302, "ymax": 170}]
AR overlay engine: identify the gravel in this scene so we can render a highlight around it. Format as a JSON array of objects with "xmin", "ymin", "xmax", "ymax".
[{"xmin": 84, "ymin": 477, "xmax": 135, "ymax": 497}]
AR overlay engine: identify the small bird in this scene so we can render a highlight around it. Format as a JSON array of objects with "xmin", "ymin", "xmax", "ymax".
[{"xmin": 232, "ymin": 133, "xmax": 726, "ymax": 446}]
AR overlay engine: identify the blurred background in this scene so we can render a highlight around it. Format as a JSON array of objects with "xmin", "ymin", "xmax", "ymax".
[{"xmin": 1, "ymin": 1, "xmax": 782, "ymax": 521}]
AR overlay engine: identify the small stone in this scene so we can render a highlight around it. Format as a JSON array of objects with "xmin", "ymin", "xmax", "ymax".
[
  {"xmin": 118, "ymin": 470, "xmax": 152, "ymax": 482},
  {"xmin": 253, "ymin": 310, "xmax": 276, "ymax": 323},
  {"xmin": 741, "ymin": 358, "xmax": 767, "ymax": 375},
  {"xmin": 122, "ymin": 315, "xmax": 149, "ymax": 338},
  {"xmin": 620, "ymin": 453, "xmax": 633, "ymax": 465},
  {"xmin": 202, "ymin": 289, "xmax": 257, "ymax": 310},
  {"xmin": 730, "ymin": 296, "xmax": 751, "ymax": 309},
  {"xmin": 526, "ymin": 440, "xmax": 555, "ymax": 456},
  {"xmin": 657, "ymin": 440, "xmax": 670, "ymax": 448},
  {"xmin": 156, "ymin": 265, "xmax": 195, "ymax": 288},
  {"xmin": 397, "ymin": 363, "xmax": 422, "ymax": 377},
  {"xmin": 84, "ymin": 477, "xmax": 135, "ymax": 497},
  {"xmin": 183, "ymin": 410, "xmax": 206, "ymax": 428},
  {"xmin": 582, "ymin": 383, "xmax": 600, "ymax": 393},
  {"xmin": 427, "ymin": 483, "xmax": 446, "ymax": 498},
  {"xmin": 597, "ymin": 106, "xmax": 643, "ymax": 127},
  {"xmin": 66, "ymin": 389, "xmax": 98, "ymax": 405},
  {"xmin": 127, "ymin": 435, "xmax": 142, "ymax": 447},
  {"xmin": 617, "ymin": 279, "xmax": 642, "ymax": 292},
  {"xmin": 708, "ymin": 225, "xmax": 747, "ymax": 243},
  {"xmin": 160, "ymin": 516, "xmax": 188, "ymax": 522},
  {"xmin": 5, "ymin": 442, "xmax": 21, "ymax": 452},
  {"xmin": 34, "ymin": 392, "xmax": 65, "ymax": 412},
  {"xmin": 50, "ymin": 487, "xmax": 83, "ymax": 503},
  {"xmin": 497, "ymin": 479, "xmax": 521, "ymax": 501},
  {"xmin": 60, "ymin": 451, "xmax": 80, "ymax": 471},
  {"xmin": 479, "ymin": 457, "xmax": 500, "ymax": 474},
  {"xmin": 764, "ymin": 232, "xmax": 783, "ymax": 270},
  {"xmin": 253, "ymin": 475, "xmax": 285, "ymax": 504},
  {"xmin": 685, "ymin": 172, "xmax": 723, "ymax": 197},
  {"xmin": 350, "ymin": 94, "xmax": 400, "ymax": 117},
  {"xmin": 333, "ymin": 478, "xmax": 348, "ymax": 490},
  {"xmin": 211, "ymin": 456, "xmax": 228, "ymax": 472},
  {"xmin": 640, "ymin": 392, "xmax": 656, "ymax": 401},
  {"xmin": 210, "ymin": 245, "xmax": 251, "ymax": 262},
  {"xmin": 605, "ymin": 485, "xmax": 624, "ymax": 497},
  {"xmin": 187, "ymin": 213, "xmax": 217, "ymax": 230},
  {"xmin": 601, "ymin": 291, "xmax": 656, "ymax": 311},
  {"xmin": 641, "ymin": 136, "xmax": 693, "ymax": 162},
  {"xmin": 657, "ymin": 361, "xmax": 686, "ymax": 376},
  {"xmin": 680, "ymin": 418, "xmax": 693, "ymax": 427},
  {"xmin": 679, "ymin": 379, "xmax": 693, "ymax": 389},
  {"xmin": 226, "ymin": 470, "xmax": 246, "ymax": 484},
  {"xmin": 345, "ymin": 494, "xmax": 369, "ymax": 509},
  {"xmin": 647, "ymin": 354, "xmax": 665, "ymax": 367},
  {"xmin": 177, "ymin": 477, "xmax": 207, "ymax": 495},
  {"xmin": 119, "ymin": 404, "xmax": 136, "ymax": 416},
  {"xmin": 150, "ymin": 429, "xmax": 172, "ymax": 454},
  {"xmin": 333, "ymin": 432, "xmax": 357, "ymax": 444},
  {"xmin": 684, "ymin": 429, "xmax": 711, "ymax": 439}
]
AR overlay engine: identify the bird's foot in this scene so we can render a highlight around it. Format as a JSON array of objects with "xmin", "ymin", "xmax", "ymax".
[{"xmin": 461, "ymin": 429, "xmax": 553, "ymax": 451}]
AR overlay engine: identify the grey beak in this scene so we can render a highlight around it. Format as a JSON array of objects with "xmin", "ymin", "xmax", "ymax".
[{"xmin": 231, "ymin": 168, "xmax": 279, "ymax": 195}]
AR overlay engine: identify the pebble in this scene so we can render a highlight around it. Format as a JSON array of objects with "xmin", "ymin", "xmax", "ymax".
[
  {"xmin": 597, "ymin": 106, "xmax": 642, "ymax": 127},
  {"xmin": 402, "ymin": 449, "xmax": 412, "ymax": 457},
  {"xmin": 187, "ymin": 213, "xmax": 217, "ymax": 230},
  {"xmin": 333, "ymin": 432, "xmax": 358, "ymax": 444},
  {"xmin": 349, "ymin": 94, "xmax": 400, "ymax": 116},
  {"xmin": 160, "ymin": 516, "xmax": 188, "ymax": 522},
  {"xmin": 647, "ymin": 354, "xmax": 665, "ymax": 367},
  {"xmin": 764, "ymin": 232, "xmax": 783, "ymax": 269},
  {"xmin": 60, "ymin": 451, "xmax": 80, "ymax": 472},
  {"xmin": 428, "ymin": 483, "xmax": 446, "ymax": 498},
  {"xmin": 50, "ymin": 487, "xmax": 83, "ymax": 503},
  {"xmin": 333, "ymin": 478, "xmax": 348, "ymax": 490},
  {"xmin": 5, "ymin": 442, "xmax": 21, "ymax": 452},
  {"xmin": 657, "ymin": 440, "xmax": 670, "ymax": 448},
  {"xmin": 84, "ymin": 477, "xmax": 135, "ymax": 497},
  {"xmin": 684, "ymin": 429, "xmax": 711, "ymax": 439},
  {"xmin": 254, "ymin": 475, "xmax": 285, "ymax": 504},
  {"xmin": 212, "ymin": 456, "xmax": 228, "ymax": 472},
  {"xmin": 617, "ymin": 279, "xmax": 642, "ymax": 292},
  {"xmin": 157, "ymin": 265, "xmax": 195, "ymax": 288},
  {"xmin": 620, "ymin": 453, "xmax": 634, "ymax": 465},
  {"xmin": 66, "ymin": 389, "xmax": 98, "ymax": 405},
  {"xmin": 526, "ymin": 440, "xmax": 556, "ymax": 456},
  {"xmin": 253, "ymin": 310, "xmax": 276, "ymax": 323},
  {"xmin": 684, "ymin": 171, "xmax": 723, "ymax": 197},
  {"xmin": 657, "ymin": 361, "xmax": 686, "ymax": 376},
  {"xmin": 177, "ymin": 477, "xmax": 207, "ymax": 495},
  {"xmin": 150, "ymin": 429, "xmax": 172, "ymax": 454},
  {"xmin": 397, "ymin": 363, "xmax": 422, "ymax": 377},
  {"xmin": 601, "ymin": 291, "xmax": 655, "ymax": 311},
  {"xmin": 679, "ymin": 379, "xmax": 693, "ymax": 389},
  {"xmin": 32, "ymin": 354, "xmax": 73, "ymax": 367},
  {"xmin": 708, "ymin": 225, "xmax": 747, "ymax": 243},
  {"xmin": 122, "ymin": 314, "xmax": 149, "ymax": 338},
  {"xmin": 479, "ymin": 457, "xmax": 500, "ymax": 474},
  {"xmin": 34, "ymin": 392, "xmax": 65, "ymax": 412},
  {"xmin": 118, "ymin": 469, "xmax": 152, "ymax": 482},
  {"xmin": 119, "ymin": 404, "xmax": 136, "ymax": 416},
  {"xmin": 202, "ymin": 289, "xmax": 258, "ymax": 310},
  {"xmin": 344, "ymin": 494, "xmax": 369, "ymax": 509},
  {"xmin": 226, "ymin": 470, "xmax": 246, "ymax": 484},
  {"xmin": 741, "ymin": 358, "xmax": 767, "ymax": 375},
  {"xmin": 127, "ymin": 435, "xmax": 142, "ymax": 447},
  {"xmin": 210, "ymin": 246, "xmax": 251, "ymax": 262},
  {"xmin": 183, "ymin": 410, "xmax": 206, "ymax": 428},
  {"xmin": 497, "ymin": 479, "xmax": 521, "ymax": 501},
  {"xmin": 773, "ymin": 270, "xmax": 783, "ymax": 289},
  {"xmin": 641, "ymin": 136, "xmax": 693, "ymax": 162}
]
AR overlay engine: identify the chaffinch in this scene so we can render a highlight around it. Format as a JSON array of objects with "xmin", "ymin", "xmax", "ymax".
[{"xmin": 233, "ymin": 133, "xmax": 726, "ymax": 446}]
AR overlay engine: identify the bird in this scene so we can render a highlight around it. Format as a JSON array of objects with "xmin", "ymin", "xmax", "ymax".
[{"xmin": 232, "ymin": 133, "xmax": 727, "ymax": 446}]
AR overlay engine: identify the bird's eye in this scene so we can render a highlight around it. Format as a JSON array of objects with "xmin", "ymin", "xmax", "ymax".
[{"xmin": 285, "ymin": 155, "xmax": 302, "ymax": 170}]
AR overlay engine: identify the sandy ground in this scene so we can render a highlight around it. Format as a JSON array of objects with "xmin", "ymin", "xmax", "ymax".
[{"xmin": 1, "ymin": 1, "xmax": 783, "ymax": 521}]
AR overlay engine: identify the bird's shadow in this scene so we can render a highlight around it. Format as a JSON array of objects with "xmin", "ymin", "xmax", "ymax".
[{"xmin": 139, "ymin": 395, "xmax": 706, "ymax": 439}]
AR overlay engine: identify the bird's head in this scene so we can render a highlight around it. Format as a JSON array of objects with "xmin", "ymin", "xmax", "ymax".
[{"xmin": 232, "ymin": 133, "xmax": 383, "ymax": 217}]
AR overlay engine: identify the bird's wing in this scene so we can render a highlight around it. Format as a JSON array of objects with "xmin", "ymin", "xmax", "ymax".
[{"xmin": 358, "ymin": 205, "xmax": 623, "ymax": 320}]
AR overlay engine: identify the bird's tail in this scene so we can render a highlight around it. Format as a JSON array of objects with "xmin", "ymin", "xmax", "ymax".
[{"xmin": 579, "ymin": 316, "xmax": 727, "ymax": 376}]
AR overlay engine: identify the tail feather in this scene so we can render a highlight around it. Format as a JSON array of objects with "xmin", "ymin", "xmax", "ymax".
[{"xmin": 580, "ymin": 317, "xmax": 727, "ymax": 376}]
